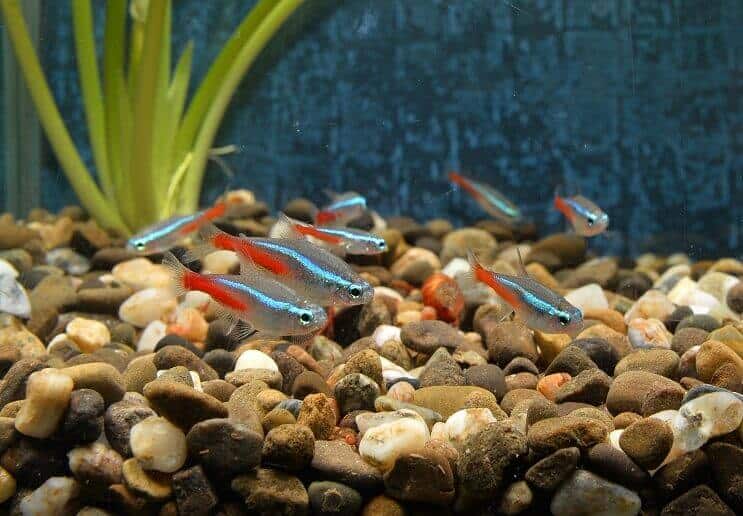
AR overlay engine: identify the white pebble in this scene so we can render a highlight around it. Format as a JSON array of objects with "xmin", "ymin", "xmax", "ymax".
[
  {"xmin": 0, "ymin": 274, "xmax": 31, "ymax": 318},
  {"xmin": 113, "ymin": 258, "xmax": 171, "ymax": 291},
  {"xmin": 0, "ymin": 259, "xmax": 18, "ymax": 278},
  {"xmin": 442, "ymin": 408, "xmax": 497, "ymax": 450},
  {"xmin": 624, "ymin": 289, "xmax": 675, "ymax": 323},
  {"xmin": 565, "ymin": 283, "xmax": 609, "ymax": 312},
  {"xmin": 137, "ymin": 320, "xmax": 168, "ymax": 352},
  {"xmin": 201, "ymin": 250, "xmax": 239, "ymax": 274},
  {"xmin": 653, "ymin": 264, "xmax": 691, "ymax": 292},
  {"xmin": 234, "ymin": 349, "xmax": 279, "ymax": 372},
  {"xmin": 358, "ymin": 417, "xmax": 429, "ymax": 471},
  {"xmin": 372, "ymin": 325, "xmax": 402, "ymax": 348},
  {"xmin": 373, "ymin": 286, "xmax": 404, "ymax": 303},
  {"xmin": 15, "ymin": 369, "xmax": 74, "ymax": 438},
  {"xmin": 608, "ymin": 429, "xmax": 624, "ymax": 450},
  {"xmin": 627, "ymin": 318, "xmax": 672, "ymax": 349},
  {"xmin": 667, "ymin": 277, "xmax": 719, "ymax": 314},
  {"xmin": 119, "ymin": 288, "xmax": 178, "ymax": 328},
  {"xmin": 356, "ymin": 409, "xmax": 424, "ymax": 437},
  {"xmin": 66, "ymin": 317, "xmax": 111, "ymax": 353},
  {"xmin": 20, "ymin": 476, "xmax": 79, "ymax": 516},
  {"xmin": 130, "ymin": 417, "xmax": 187, "ymax": 473}
]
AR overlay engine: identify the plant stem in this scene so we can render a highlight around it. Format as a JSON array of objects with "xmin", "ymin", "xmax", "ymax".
[
  {"xmin": 0, "ymin": 0, "xmax": 129, "ymax": 235},
  {"xmin": 180, "ymin": 0, "xmax": 304, "ymax": 211}
]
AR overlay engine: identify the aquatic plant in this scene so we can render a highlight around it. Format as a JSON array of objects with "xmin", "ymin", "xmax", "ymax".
[{"xmin": 0, "ymin": 0, "xmax": 303, "ymax": 235}]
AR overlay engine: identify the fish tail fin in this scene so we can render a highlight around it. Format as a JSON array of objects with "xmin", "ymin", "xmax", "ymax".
[
  {"xmin": 182, "ymin": 222, "xmax": 224, "ymax": 262},
  {"xmin": 448, "ymin": 171, "xmax": 465, "ymax": 187},
  {"xmin": 161, "ymin": 251, "xmax": 190, "ymax": 297},
  {"xmin": 270, "ymin": 212, "xmax": 304, "ymax": 240},
  {"xmin": 466, "ymin": 249, "xmax": 484, "ymax": 282}
]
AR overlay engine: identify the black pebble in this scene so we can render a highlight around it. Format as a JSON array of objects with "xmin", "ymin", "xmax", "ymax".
[{"xmin": 155, "ymin": 334, "xmax": 204, "ymax": 358}]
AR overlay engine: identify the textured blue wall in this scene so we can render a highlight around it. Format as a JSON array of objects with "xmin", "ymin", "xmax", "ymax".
[{"xmin": 37, "ymin": 0, "xmax": 743, "ymax": 257}]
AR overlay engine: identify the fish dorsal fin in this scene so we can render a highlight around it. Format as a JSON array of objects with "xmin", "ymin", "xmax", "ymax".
[
  {"xmin": 515, "ymin": 246, "xmax": 529, "ymax": 277},
  {"xmin": 271, "ymin": 212, "xmax": 304, "ymax": 240}
]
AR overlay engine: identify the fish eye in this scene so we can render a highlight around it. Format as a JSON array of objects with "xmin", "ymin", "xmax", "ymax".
[
  {"xmin": 349, "ymin": 285, "xmax": 362, "ymax": 298},
  {"xmin": 135, "ymin": 241, "xmax": 145, "ymax": 251},
  {"xmin": 377, "ymin": 240, "xmax": 387, "ymax": 249},
  {"xmin": 299, "ymin": 311, "xmax": 313, "ymax": 325},
  {"xmin": 558, "ymin": 313, "xmax": 571, "ymax": 326}
]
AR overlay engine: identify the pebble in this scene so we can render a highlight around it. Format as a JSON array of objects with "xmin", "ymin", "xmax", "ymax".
[
  {"xmin": 706, "ymin": 442, "xmax": 743, "ymax": 513},
  {"xmin": 0, "ymin": 275, "xmax": 31, "ymax": 318},
  {"xmin": 0, "ymin": 468, "xmax": 15, "ymax": 504},
  {"xmin": 62, "ymin": 362, "xmax": 126, "ymax": 405},
  {"xmin": 308, "ymin": 480, "xmax": 362, "ymax": 516},
  {"xmin": 311, "ymin": 440, "xmax": 383, "ymax": 492},
  {"xmin": 122, "ymin": 457, "xmax": 172, "ymax": 500},
  {"xmin": 373, "ymin": 396, "xmax": 443, "ymax": 427},
  {"xmin": 19, "ymin": 476, "xmax": 80, "ymax": 516},
  {"xmin": 554, "ymin": 368, "xmax": 612, "ymax": 405},
  {"xmin": 399, "ymin": 320, "xmax": 467, "ymax": 354},
  {"xmin": 727, "ymin": 281, "xmax": 743, "ymax": 313},
  {"xmin": 129, "ymin": 416, "xmax": 187, "ymax": 473},
  {"xmin": 624, "ymin": 289, "xmax": 676, "ymax": 323},
  {"xmin": 144, "ymin": 379, "xmax": 227, "ymax": 430},
  {"xmin": 660, "ymin": 485, "xmax": 735, "ymax": 516},
  {"xmin": 654, "ymin": 449, "xmax": 710, "ymax": 501},
  {"xmin": 118, "ymin": 287, "xmax": 177, "ymax": 328},
  {"xmin": 544, "ymin": 345, "xmax": 598, "ymax": 377},
  {"xmin": 137, "ymin": 320, "xmax": 168, "ymax": 352},
  {"xmin": 438, "ymin": 408, "xmax": 498, "ymax": 450},
  {"xmin": 390, "ymin": 247, "xmax": 441, "ymax": 285},
  {"xmin": 186, "ymin": 418, "xmax": 262, "ymax": 475},
  {"xmin": 615, "ymin": 348, "xmax": 679, "ymax": 378},
  {"xmin": 67, "ymin": 441, "xmax": 123, "ymax": 486},
  {"xmin": 386, "ymin": 381, "xmax": 415, "ymax": 403},
  {"xmin": 619, "ymin": 417, "xmax": 674, "ymax": 470},
  {"xmin": 419, "ymin": 347, "xmax": 466, "ymax": 387},
  {"xmin": 413, "ymin": 385, "xmax": 496, "ymax": 419},
  {"xmin": 455, "ymin": 420, "xmax": 527, "ymax": 508},
  {"xmin": 524, "ymin": 446, "xmax": 580, "ymax": 491},
  {"xmin": 384, "ymin": 447, "xmax": 455, "ymax": 505},
  {"xmin": 46, "ymin": 247, "xmax": 91, "ymax": 275},
  {"xmin": 358, "ymin": 416, "xmax": 429, "ymax": 471},
  {"xmin": 15, "ymin": 368, "xmax": 74, "ymax": 438},
  {"xmin": 463, "ymin": 363, "xmax": 507, "ymax": 400},
  {"xmin": 297, "ymin": 393, "xmax": 337, "ymax": 440},
  {"xmin": 65, "ymin": 317, "xmax": 111, "ymax": 353},
  {"xmin": 606, "ymin": 371, "xmax": 685, "ymax": 416},
  {"xmin": 234, "ymin": 349, "xmax": 280, "ymax": 372},
  {"xmin": 482, "ymin": 320, "xmax": 539, "ymax": 367},
  {"xmin": 565, "ymin": 283, "xmax": 609, "ymax": 312},
  {"xmin": 527, "ymin": 414, "xmax": 609, "ymax": 456},
  {"xmin": 421, "ymin": 272, "xmax": 464, "ymax": 323},
  {"xmin": 112, "ymin": 258, "xmax": 171, "ymax": 290},
  {"xmin": 550, "ymin": 470, "xmax": 641, "ymax": 516},
  {"xmin": 232, "ymin": 468, "xmax": 309, "ymax": 515},
  {"xmin": 173, "ymin": 465, "xmax": 218, "ymax": 515},
  {"xmin": 440, "ymin": 228, "xmax": 497, "ymax": 265},
  {"xmin": 695, "ymin": 339, "xmax": 743, "ymax": 383},
  {"xmin": 671, "ymin": 327, "xmax": 709, "ymax": 355},
  {"xmin": 57, "ymin": 388, "xmax": 105, "ymax": 444},
  {"xmin": 497, "ymin": 480, "xmax": 534, "ymax": 515},
  {"xmin": 537, "ymin": 373, "xmax": 572, "ymax": 401},
  {"xmin": 104, "ymin": 398, "xmax": 157, "ymax": 456},
  {"xmin": 262, "ymin": 423, "xmax": 315, "ymax": 472},
  {"xmin": 587, "ymin": 442, "xmax": 649, "ymax": 489},
  {"xmin": 627, "ymin": 317, "xmax": 673, "ymax": 349}
]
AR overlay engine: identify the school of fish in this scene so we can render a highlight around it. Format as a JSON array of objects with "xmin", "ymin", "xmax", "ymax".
[{"xmin": 127, "ymin": 172, "xmax": 610, "ymax": 340}]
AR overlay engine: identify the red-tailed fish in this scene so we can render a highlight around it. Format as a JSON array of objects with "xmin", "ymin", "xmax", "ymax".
[
  {"xmin": 449, "ymin": 171, "xmax": 522, "ymax": 223},
  {"xmin": 314, "ymin": 190, "xmax": 367, "ymax": 226},
  {"xmin": 127, "ymin": 202, "xmax": 227, "ymax": 254},
  {"xmin": 553, "ymin": 193, "xmax": 609, "ymax": 237},
  {"xmin": 162, "ymin": 252, "xmax": 326, "ymax": 337},
  {"xmin": 183, "ymin": 224, "xmax": 374, "ymax": 308},
  {"xmin": 467, "ymin": 250, "xmax": 583, "ymax": 336},
  {"xmin": 271, "ymin": 213, "xmax": 387, "ymax": 255}
]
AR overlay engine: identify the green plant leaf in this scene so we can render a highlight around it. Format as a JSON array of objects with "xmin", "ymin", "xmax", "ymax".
[
  {"xmin": 173, "ymin": 0, "xmax": 280, "ymax": 164},
  {"xmin": 72, "ymin": 0, "xmax": 114, "ymax": 202},
  {"xmin": 179, "ymin": 0, "xmax": 304, "ymax": 211},
  {"xmin": 128, "ymin": 0, "xmax": 167, "ymax": 227},
  {"xmin": 150, "ymin": 0, "xmax": 173, "ymax": 213},
  {"xmin": 0, "ymin": 0, "xmax": 129, "ymax": 235}
]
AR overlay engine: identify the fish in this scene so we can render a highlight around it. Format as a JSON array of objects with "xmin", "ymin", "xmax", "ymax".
[
  {"xmin": 162, "ymin": 252, "xmax": 327, "ymax": 337},
  {"xmin": 184, "ymin": 223, "xmax": 374, "ymax": 307},
  {"xmin": 449, "ymin": 171, "xmax": 522, "ymax": 223},
  {"xmin": 553, "ymin": 193, "xmax": 609, "ymax": 237},
  {"xmin": 467, "ymin": 250, "xmax": 583, "ymax": 336},
  {"xmin": 126, "ymin": 202, "xmax": 228, "ymax": 255},
  {"xmin": 314, "ymin": 190, "xmax": 367, "ymax": 226},
  {"xmin": 270, "ymin": 212, "xmax": 388, "ymax": 255}
]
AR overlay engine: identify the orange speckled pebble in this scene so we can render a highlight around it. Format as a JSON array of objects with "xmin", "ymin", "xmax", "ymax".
[
  {"xmin": 421, "ymin": 272, "xmax": 465, "ymax": 323},
  {"xmin": 537, "ymin": 372, "xmax": 572, "ymax": 401}
]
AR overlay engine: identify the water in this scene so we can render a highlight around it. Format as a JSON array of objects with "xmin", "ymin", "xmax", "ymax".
[{"xmin": 1, "ymin": 0, "xmax": 740, "ymax": 258}]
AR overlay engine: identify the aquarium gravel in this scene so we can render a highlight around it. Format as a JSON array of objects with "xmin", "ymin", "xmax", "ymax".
[{"xmin": 0, "ymin": 192, "xmax": 741, "ymax": 515}]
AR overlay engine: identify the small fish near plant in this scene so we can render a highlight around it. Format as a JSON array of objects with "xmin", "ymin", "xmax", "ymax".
[{"xmin": 0, "ymin": 0, "xmax": 304, "ymax": 236}]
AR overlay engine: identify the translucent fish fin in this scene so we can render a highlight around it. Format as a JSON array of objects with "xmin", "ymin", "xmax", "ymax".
[
  {"xmin": 182, "ymin": 222, "xmax": 224, "ymax": 262},
  {"xmin": 230, "ymin": 320, "xmax": 257, "ymax": 343},
  {"xmin": 161, "ymin": 252, "xmax": 189, "ymax": 297},
  {"xmin": 271, "ymin": 212, "xmax": 304, "ymax": 240},
  {"xmin": 322, "ymin": 189, "xmax": 339, "ymax": 200},
  {"xmin": 237, "ymin": 247, "xmax": 261, "ymax": 277},
  {"xmin": 515, "ymin": 246, "xmax": 529, "ymax": 277},
  {"xmin": 286, "ymin": 330, "xmax": 319, "ymax": 346}
]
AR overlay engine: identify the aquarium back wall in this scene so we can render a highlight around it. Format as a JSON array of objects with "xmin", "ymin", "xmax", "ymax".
[{"xmin": 31, "ymin": 0, "xmax": 743, "ymax": 257}]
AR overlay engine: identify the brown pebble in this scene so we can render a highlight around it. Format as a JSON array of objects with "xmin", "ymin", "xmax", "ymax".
[
  {"xmin": 537, "ymin": 373, "xmax": 571, "ymax": 401},
  {"xmin": 619, "ymin": 417, "xmax": 674, "ymax": 470}
]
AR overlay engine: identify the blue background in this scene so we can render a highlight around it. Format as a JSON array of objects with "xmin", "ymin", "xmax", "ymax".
[{"xmin": 15, "ymin": 1, "xmax": 743, "ymax": 257}]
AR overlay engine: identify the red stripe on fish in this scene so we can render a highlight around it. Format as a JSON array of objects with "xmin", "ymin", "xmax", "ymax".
[
  {"xmin": 314, "ymin": 210, "xmax": 339, "ymax": 225},
  {"xmin": 449, "ymin": 172, "xmax": 484, "ymax": 202},
  {"xmin": 471, "ymin": 261, "xmax": 520, "ymax": 309},
  {"xmin": 182, "ymin": 269, "xmax": 249, "ymax": 312},
  {"xmin": 179, "ymin": 202, "xmax": 227, "ymax": 235},
  {"xmin": 553, "ymin": 196, "xmax": 574, "ymax": 222},
  {"xmin": 294, "ymin": 222, "xmax": 343, "ymax": 245},
  {"xmin": 210, "ymin": 232, "xmax": 292, "ymax": 276}
]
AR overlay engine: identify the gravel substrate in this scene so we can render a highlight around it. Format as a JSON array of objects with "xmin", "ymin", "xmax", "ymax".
[{"xmin": 0, "ymin": 194, "xmax": 741, "ymax": 515}]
